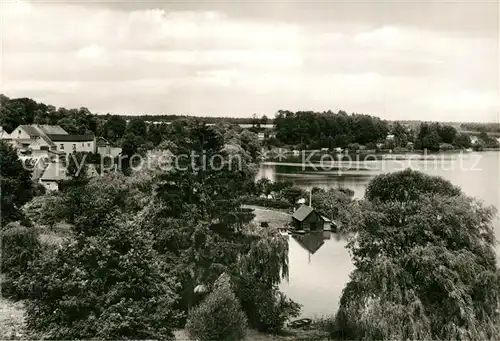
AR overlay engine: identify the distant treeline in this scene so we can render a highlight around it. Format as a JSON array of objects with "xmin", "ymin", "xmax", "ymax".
[
  {"xmin": 273, "ymin": 110, "xmax": 389, "ymax": 149},
  {"xmin": 1, "ymin": 94, "xmax": 497, "ymax": 153},
  {"xmin": 114, "ymin": 114, "xmax": 273, "ymax": 125},
  {"xmin": 460, "ymin": 122, "xmax": 500, "ymax": 133}
]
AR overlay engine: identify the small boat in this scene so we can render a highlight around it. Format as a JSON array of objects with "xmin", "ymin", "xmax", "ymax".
[
  {"xmin": 288, "ymin": 318, "xmax": 312, "ymax": 329},
  {"xmin": 292, "ymin": 229, "xmax": 306, "ymax": 235}
]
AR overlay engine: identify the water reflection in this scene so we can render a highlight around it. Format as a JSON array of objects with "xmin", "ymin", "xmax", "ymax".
[
  {"xmin": 292, "ymin": 231, "xmax": 332, "ymax": 256},
  {"xmin": 271, "ymin": 152, "xmax": 500, "ymax": 318}
]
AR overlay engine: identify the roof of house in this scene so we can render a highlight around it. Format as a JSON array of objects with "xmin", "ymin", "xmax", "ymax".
[
  {"xmin": 38, "ymin": 125, "xmax": 68, "ymax": 135},
  {"xmin": 40, "ymin": 162, "xmax": 68, "ymax": 181},
  {"xmin": 292, "ymin": 204, "xmax": 315, "ymax": 222},
  {"xmin": 321, "ymin": 215, "xmax": 332, "ymax": 222},
  {"xmin": 47, "ymin": 134, "xmax": 95, "ymax": 142},
  {"xmin": 19, "ymin": 125, "xmax": 42, "ymax": 137},
  {"xmin": 38, "ymin": 134, "xmax": 56, "ymax": 147},
  {"xmin": 96, "ymin": 137, "xmax": 110, "ymax": 147}
]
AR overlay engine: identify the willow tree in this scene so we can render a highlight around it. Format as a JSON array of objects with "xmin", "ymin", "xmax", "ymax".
[
  {"xmin": 140, "ymin": 121, "xmax": 297, "ymax": 331},
  {"xmin": 335, "ymin": 170, "xmax": 500, "ymax": 340}
]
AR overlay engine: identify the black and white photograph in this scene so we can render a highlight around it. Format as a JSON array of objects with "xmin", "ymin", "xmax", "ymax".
[{"xmin": 0, "ymin": 0, "xmax": 499, "ymax": 340}]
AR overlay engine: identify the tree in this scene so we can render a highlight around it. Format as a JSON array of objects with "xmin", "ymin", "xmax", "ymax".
[
  {"xmin": 251, "ymin": 113, "xmax": 260, "ymax": 128},
  {"xmin": 186, "ymin": 274, "xmax": 247, "ymax": 341},
  {"xmin": 260, "ymin": 115, "xmax": 269, "ymax": 127},
  {"xmin": 25, "ymin": 218, "xmax": 180, "ymax": 340},
  {"xmin": 365, "ymin": 168, "xmax": 461, "ymax": 203},
  {"xmin": 438, "ymin": 125, "xmax": 457, "ymax": 144},
  {"xmin": 103, "ymin": 115, "xmax": 127, "ymax": 141},
  {"xmin": 453, "ymin": 133, "xmax": 471, "ymax": 149},
  {"xmin": 334, "ymin": 171, "xmax": 500, "ymax": 340},
  {"xmin": 421, "ymin": 129, "xmax": 441, "ymax": 151},
  {"xmin": 281, "ymin": 186, "xmax": 305, "ymax": 205},
  {"xmin": 0, "ymin": 141, "xmax": 33, "ymax": 225},
  {"xmin": 1, "ymin": 224, "xmax": 41, "ymax": 299},
  {"xmin": 120, "ymin": 133, "xmax": 144, "ymax": 174},
  {"xmin": 65, "ymin": 152, "xmax": 89, "ymax": 182},
  {"xmin": 311, "ymin": 187, "xmax": 355, "ymax": 231},
  {"xmin": 126, "ymin": 117, "xmax": 148, "ymax": 137}
]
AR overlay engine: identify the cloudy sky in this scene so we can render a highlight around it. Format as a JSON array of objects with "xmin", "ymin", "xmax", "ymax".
[{"xmin": 1, "ymin": 0, "xmax": 498, "ymax": 122}]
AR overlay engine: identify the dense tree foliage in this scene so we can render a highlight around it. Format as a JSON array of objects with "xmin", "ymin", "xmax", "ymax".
[
  {"xmin": 1, "ymin": 224, "xmax": 42, "ymax": 299},
  {"xmin": 365, "ymin": 168, "xmax": 461, "ymax": 203},
  {"xmin": 186, "ymin": 274, "xmax": 248, "ymax": 341},
  {"xmin": 274, "ymin": 110, "xmax": 389, "ymax": 149},
  {"xmin": 311, "ymin": 187, "xmax": 355, "ymax": 231},
  {"xmin": 0, "ymin": 141, "xmax": 34, "ymax": 225},
  {"xmin": 25, "ymin": 221, "xmax": 180, "ymax": 340},
  {"xmin": 461, "ymin": 122, "xmax": 500, "ymax": 133},
  {"xmin": 334, "ymin": 170, "xmax": 500, "ymax": 340}
]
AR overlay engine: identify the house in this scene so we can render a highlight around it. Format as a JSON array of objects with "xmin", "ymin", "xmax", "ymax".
[
  {"xmin": 3, "ymin": 124, "xmax": 97, "ymax": 155},
  {"xmin": 47, "ymin": 134, "xmax": 96, "ymax": 154},
  {"xmin": 386, "ymin": 134, "xmax": 395, "ymax": 140},
  {"xmin": 96, "ymin": 137, "xmax": 122, "ymax": 157},
  {"xmin": 291, "ymin": 205, "xmax": 328, "ymax": 231},
  {"xmin": 39, "ymin": 162, "xmax": 68, "ymax": 191}
]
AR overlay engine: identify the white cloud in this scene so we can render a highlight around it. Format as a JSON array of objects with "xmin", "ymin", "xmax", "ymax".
[
  {"xmin": 77, "ymin": 44, "xmax": 104, "ymax": 59},
  {"xmin": 1, "ymin": 2, "xmax": 497, "ymax": 121}
]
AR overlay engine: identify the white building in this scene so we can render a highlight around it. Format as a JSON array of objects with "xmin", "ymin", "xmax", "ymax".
[
  {"xmin": 47, "ymin": 134, "xmax": 96, "ymax": 154},
  {"xmin": 96, "ymin": 137, "xmax": 122, "ymax": 157},
  {"xmin": 2, "ymin": 124, "xmax": 97, "ymax": 155}
]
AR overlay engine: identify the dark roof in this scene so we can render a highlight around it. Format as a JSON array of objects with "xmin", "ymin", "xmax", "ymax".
[
  {"xmin": 292, "ymin": 204, "xmax": 314, "ymax": 222},
  {"xmin": 47, "ymin": 134, "xmax": 95, "ymax": 142},
  {"xmin": 38, "ymin": 134, "xmax": 55, "ymax": 147}
]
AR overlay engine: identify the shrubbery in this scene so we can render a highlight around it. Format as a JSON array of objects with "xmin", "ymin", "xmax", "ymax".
[
  {"xmin": 186, "ymin": 274, "xmax": 247, "ymax": 341},
  {"xmin": 237, "ymin": 279, "xmax": 301, "ymax": 334},
  {"xmin": 24, "ymin": 221, "xmax": 180, "ymax": 340},
  {"xmin": 1, "ymin": 223, "xmax": 41, "ymax": 299}
]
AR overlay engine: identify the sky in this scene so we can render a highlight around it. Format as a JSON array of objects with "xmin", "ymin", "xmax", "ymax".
[{"xmin": 1, "ymin": 0, "xmax": 499, "ymax": 122}]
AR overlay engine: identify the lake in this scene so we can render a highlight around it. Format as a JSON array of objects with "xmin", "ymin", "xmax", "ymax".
[{"xmin": 257, "ymin": 151, "xmax": 500, "ymax": 318}]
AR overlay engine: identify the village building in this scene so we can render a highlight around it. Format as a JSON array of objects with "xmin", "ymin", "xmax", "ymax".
[
  {"xmin": 47, "ymin": 134, "xmax": 96, "ymax": 154},
  {"xmin": 96, "ymin": 137, "xmax": 122, "ymax": 157},
  {"xmin": 291, "ymin": 204, "xmax": 332, "ymax": 231},
  {"xmin": 1, "ymin": 124, "xmax": 97, "ymax": 155}
]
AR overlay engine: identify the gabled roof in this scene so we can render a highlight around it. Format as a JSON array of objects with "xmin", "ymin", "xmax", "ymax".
[
  {"xmin": 40, "ymin": 162, "xmax": 68, "ymax": 181},
  {"xmin": 19, "ymin": 125, "xmax": 42, "ymax": 137},
  {"xmin": 38, "ymin": 125, "xmax": 68, "ymax": 135},
  {"xmin": 96, "ymin": 137, "xmax": 110, "ymax": 147},
  {"xmin": 292, "ymin": 204, "xmax": 314, "ymax": 222},
  {"xmin": 47, "ymin": 134, "xmax": 95, "ymax": 142},
  {"xmin": 321, "ymin": 215, "xmax": 332, "ymax": 222}
]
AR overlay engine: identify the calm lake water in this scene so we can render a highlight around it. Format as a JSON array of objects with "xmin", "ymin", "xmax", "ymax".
[{"xmin": 257, "ymin": 151, "xmax": 500, "ymax": 318}]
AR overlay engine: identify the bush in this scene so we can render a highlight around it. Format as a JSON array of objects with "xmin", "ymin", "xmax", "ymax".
[
  {"xmin": 439, "ymin": 143, "xmax": 455, "ymax": 151},
  {"xmin": 241, "ymin": 195, "xmax": 292, "ymax": 209},
  {"xmin": 24, "ymin": 221, "xmax": 180, "ymax": 340},
  {"xmin": 237, "ymin": 279, "xmax": 301, "ymax": 334},
  {"xmin": 1, "ymin": 224, "xmax": 41, "ymax": 299},
  {"xmin": 186, "ymin": 274, "xmax": 247, "ymax": 341}
]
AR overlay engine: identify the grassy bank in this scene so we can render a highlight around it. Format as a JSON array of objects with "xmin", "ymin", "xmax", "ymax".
[{"xmin": 244, "ymin": 205, "xmax": 291, "ymax": 229}]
